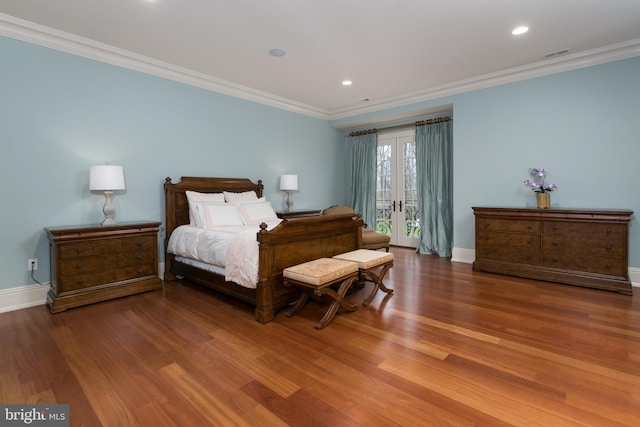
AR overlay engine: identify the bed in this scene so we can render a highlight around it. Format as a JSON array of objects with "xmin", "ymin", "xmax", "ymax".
[{"xmin": 164, "ymin": 176, "xmax": 363, "ymax": 323}]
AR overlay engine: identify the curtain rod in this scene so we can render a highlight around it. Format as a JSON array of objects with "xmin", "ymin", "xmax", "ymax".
[{"xmin": 348, "ymin": 116, "xmax": 452, "ymax": 137}]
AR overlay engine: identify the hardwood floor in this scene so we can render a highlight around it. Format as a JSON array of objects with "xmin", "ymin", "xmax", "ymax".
[{"xmin": 1, "ymin": 247, "xmax": 639, "ymax": 426}]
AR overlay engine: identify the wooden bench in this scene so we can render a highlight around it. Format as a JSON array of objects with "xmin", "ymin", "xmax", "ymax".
[
  {"xmin": 283, "ymin": 258, "xmax": 360, "ymax": 329},
  {"xmin": 333, "ymin": 249, "xmax": 394, "ymax": 306}
]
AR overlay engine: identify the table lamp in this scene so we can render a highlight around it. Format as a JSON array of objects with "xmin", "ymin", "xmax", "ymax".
[{"xmin": 90, "ymin": 165, "xmax": 126, "ymax": 226}]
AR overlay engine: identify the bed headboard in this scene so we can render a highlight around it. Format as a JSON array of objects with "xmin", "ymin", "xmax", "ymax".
[{"xmin": 164, "ymin": 176, "xmax": 264, "ymax": 246}]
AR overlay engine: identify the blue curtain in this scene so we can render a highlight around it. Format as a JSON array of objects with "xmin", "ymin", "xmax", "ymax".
[
  {"xmin": 416, "ymin": 120, "xmax": 453, "ymax": 257},
  {"xmin": 347, "ymin": 133, "xmax": 377, "ymax": 228}
]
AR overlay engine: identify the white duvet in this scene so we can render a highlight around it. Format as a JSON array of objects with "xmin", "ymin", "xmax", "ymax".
[{"xmin": 167, "ymin": 221, "xmax": 281, "ymax": 289}]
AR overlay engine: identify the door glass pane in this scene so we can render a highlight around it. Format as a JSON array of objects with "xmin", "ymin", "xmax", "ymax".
[
  {"xmin": 376, "ymin": 144, "xmax": 392, "ymax": 235},
  {"xmin": 403, "ymin": 142, "xmax": 420, "ymax": 238}
]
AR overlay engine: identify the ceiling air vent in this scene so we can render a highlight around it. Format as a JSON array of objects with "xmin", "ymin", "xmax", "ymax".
[{"xmin": 543, "ymin": 48, "xmax": 570, "ymax": 59}]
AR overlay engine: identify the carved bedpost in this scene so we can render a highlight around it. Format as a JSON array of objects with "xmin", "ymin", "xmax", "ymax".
[
  {"xmin": 163, "ymin": 177, "xmax": 177, "ymax": 281},
  {"xmin": 255, "ymin": 222, "xmax": 274, "ymax": 322}
]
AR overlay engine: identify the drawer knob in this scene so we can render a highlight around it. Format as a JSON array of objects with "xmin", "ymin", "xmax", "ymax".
[
  {"xmin": 526, "ymin": 255, "xmax": 532, "ymax": 260},
  {"xmin": 75, "ymin": 248, "xmax": 84, "ymax": 254},
  {"xmin": 605, "ymin": 264, "xmax": 612, "ymax": 270},
  {"xmin": 76, "ymin": 263, "xmax": 83, "ymax": 270},
  {"xmin": 137, "ymin": 255, "xmax": 143, "ymax": 260},
  {"xmin": 552, "ymin": 225, "xmax": 558, "ymax": 231},
  {"xmin": 551, "ymin": 258, "xmax": 558, "ymax": 263},
  {"xmin": 606, "ymin": 244, "xmax": 612, "ymax": 251},
  {"xmin": 138, "ymin": 269, "xmax": 143, "ymax": 274},
  {"xmin": 527, "ymin": 239, "xmax": 532, "ymax": 244},
  {"xmin": 136, "ymin": 242, "xmax": 143, "ymax": 247},
  {"xmin": 76, "ymin": 279, "xmax": 83, "ymax": 285},
  {"xmin": 606, "ymin": 229, "xmax": 612, "ymax": 235},
  {"xmin": 552, "ymin": 241, "xmax": 558, "ymax": 246},
  {"xmin": 527, "ymin": 225, "xmax": 532, "ymax": 230}
]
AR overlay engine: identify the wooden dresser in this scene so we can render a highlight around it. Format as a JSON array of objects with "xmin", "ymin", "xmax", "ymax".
[
  {"xmin": 472, "ymin": 207, "xmax": 633, "ymax": 294},
  {"xmin": 46, "ymin": 221, "xmax": 162, "ymax": 312}
]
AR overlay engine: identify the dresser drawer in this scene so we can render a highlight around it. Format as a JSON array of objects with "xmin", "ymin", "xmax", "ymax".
[
  {"xmin": 542, "ymin": 236, "xmax": 625, "ymax": 257},
  {"xmin": 543, "ymin": 222, "xmax": 626, "ymax": 239},
  {"xmin": 58, "ymin": 271, "xmax": 117, "ymax": 293},
  {"xmin": 478, "ymin": 232, "xmax": 540, "ymax": 249},
  {"xmin": 118, "ymin": 235, "xmax": 155, "ymax": 253},
  {"xmin": 60, "ymin": 240, "xmax": 119, "ymax": 259},
  {"xmin": 543, "ymin": 252, "xmax": 626, "ymax": 276},
  {"xmin": 476, "ymin": 244, "xmax": 540, "ymax": 265},
  {"xmin": 477, "ymin": 219, "xmax": 540, "ymax": 234},
  {"xmin": 60, "ymin": 255, "xmax": 116, "ymax": 275},
  {"xmin": 116, "ymin": 263, "xmax": 157, "ymax": 282}
]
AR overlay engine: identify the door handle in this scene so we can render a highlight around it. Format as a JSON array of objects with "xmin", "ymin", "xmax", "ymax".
[
  {"xmin": 399, "ymin": 201, "xmax": 403, "ymax": 212},
  {"xmin": 392, "ymin": 201, "xmax": 396, "ymax": 212}
]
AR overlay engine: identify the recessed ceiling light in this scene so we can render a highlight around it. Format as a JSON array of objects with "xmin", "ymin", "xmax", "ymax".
[
  {"xmin": 342, "ymin": 80, "xmax": 352, "ymax": 86},
  {"xmin": 269, "ymin": 48, "xmax": 287, "ymax": 57},
  {"xmin": 512, "ymin": 26, "xmax": 529, "ymax": 35}
]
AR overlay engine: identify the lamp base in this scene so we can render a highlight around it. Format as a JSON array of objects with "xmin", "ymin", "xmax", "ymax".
[
  {"xmin": 100, "ymin": 217, "xmax": 117, "ymax": 227},
  {"xmin": 100, "ymin": 190, "xmax": 118, "ymax": 226},
  {"xmin": 285, "ymin": 191, "xmax": 294, "ymax": 212}
]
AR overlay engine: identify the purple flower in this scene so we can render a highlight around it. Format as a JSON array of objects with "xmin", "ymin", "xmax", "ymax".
[{"xmin": 524, "ymin": 168, "xmax": 557, "ymax": 193}]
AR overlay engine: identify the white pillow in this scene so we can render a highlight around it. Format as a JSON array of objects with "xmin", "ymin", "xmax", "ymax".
[
  {"xmin": 223, "ymin": 190, "xmax": 258, "ymax": 203},
  {"xmin": 199, "ymin": 203, "xmax": 244, "ymax": 228},
  {"xmin": 190, "ymin": 201, "xmax": 223, "ymax": 227},
  {"xmin": 236, "ymin": 196, "xmax": 266, "ymax": 204},
  {"xmin": 238, "ymin": 201, "xmax": 279, "ymax": 225},
  {"xmin": 185, "ymin": 191, "xmax": 225, "ymax": 225}
]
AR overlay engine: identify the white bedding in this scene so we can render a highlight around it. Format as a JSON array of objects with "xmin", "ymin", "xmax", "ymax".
[{"xmin": 167, "ymin": 221, "xmax": 282, "ymax": 288}]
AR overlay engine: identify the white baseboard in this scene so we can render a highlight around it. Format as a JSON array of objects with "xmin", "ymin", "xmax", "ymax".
[
  {"xmin": 451, "ymin": 247, "xmax": 475, "ymax": 264},
  {"xmin": 628, "ymin": 267, "xmax": 640, "ymax": 286},
  {"xmin": 0, "ymin": 283, "xmax": 50, "ymax": 313}
]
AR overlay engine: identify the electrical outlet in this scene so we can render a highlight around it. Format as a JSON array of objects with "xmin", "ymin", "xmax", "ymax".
[{"xmin": 28, "ymin": 258, "xmax": 38, "ymax": 271}]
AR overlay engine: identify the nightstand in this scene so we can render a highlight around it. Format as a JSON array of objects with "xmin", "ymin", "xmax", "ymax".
[
  {"xmin": 45, "ymin": 221, "xmax": 163, "ymax": 313},
  {"xmin": 276, "ymin": 209, "xmax": 322, "ymax": 219}
]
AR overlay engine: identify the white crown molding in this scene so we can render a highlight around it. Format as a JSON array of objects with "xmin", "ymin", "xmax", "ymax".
[
  {"xmin": 329, "ymin": 38, "xmax": 640, "ymax": 121},
  {"xmin": 0, "ymin": 13, "xmax": 330, "ymax": 120},
  {"xmin": 1, "ymin": 13, "xmax": 639, "ymax": 123}
]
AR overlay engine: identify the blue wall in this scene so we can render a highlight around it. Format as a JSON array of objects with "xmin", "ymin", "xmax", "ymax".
[
  {"xmin": 336, "ymin": 56, "xmax": 640, "ymax": 268},
  {"xmin": 2, "ymin": 34, "xmax": 640, "ymax": 294},
  {"xmin": 0, "ymin": 36, "xmax": 345, "ymax": 291}
]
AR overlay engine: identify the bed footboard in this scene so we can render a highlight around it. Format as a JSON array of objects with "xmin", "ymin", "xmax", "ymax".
[{"xmin": 255, "ymin": 213, "xmax": 362, "ymax": 322}]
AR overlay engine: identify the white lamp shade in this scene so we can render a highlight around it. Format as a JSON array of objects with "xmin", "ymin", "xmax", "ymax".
[
  {"xmin": 280, "ymin": 174, "xmax": 299, "ymax": 191},
  {"xmin": 90, "ymin": 165, "xmax": 126, "ymax": 191}
]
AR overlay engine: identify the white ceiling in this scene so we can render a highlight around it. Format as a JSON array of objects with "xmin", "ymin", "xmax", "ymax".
[{"xmin": 1, "ymin": 0, "xmax": 640, "ymax": 120}]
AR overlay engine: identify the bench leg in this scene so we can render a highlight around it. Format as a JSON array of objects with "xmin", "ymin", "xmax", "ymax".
[
  {"xmin": 285, "ymin": 292, "xmax": 310, "ymax": 318},
  {"xmin": 362, "ymin": 263, "xmax": 394, "ymax": 306},
  {"xmin": 313, "ymin": 275, "xmax": 359, "ymax": 329}
]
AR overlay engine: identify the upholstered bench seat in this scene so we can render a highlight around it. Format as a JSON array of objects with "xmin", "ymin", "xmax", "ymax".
[
  {"xmin": 283, "ymin": 258, "xmax": 360, "ymax": 329},
  {"xmin": 333, "ymin": 249, "xmax": 394, "ymax": 306},
  {"xmin": 283, "ymin": 258, "xmax": 359, "ymax": 286}
]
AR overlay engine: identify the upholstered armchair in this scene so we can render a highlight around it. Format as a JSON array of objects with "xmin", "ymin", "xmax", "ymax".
[{"xmin": 322, "ymin": 205, "xmax": 390, "ymax": 252}]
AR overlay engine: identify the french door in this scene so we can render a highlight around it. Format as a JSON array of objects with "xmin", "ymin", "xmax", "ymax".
[{"xmin": 376, "ymin": 130, "xmax": 420, "ymax": 248}]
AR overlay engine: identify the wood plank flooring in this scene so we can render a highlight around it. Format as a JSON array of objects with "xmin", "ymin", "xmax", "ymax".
[{"xmin": 1, "ymin": 247, "xmax": 639, "ymax": 426}]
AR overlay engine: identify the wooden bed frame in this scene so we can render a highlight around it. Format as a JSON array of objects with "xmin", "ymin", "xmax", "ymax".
[{"xmin": 164, "ymin": 176, "xmax": 362, "ymax": 323}]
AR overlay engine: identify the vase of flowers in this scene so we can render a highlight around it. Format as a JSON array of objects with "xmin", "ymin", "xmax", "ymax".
[{"xmin": 523, "ymin": 168, "xmax": 557, "ymax": 209}]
